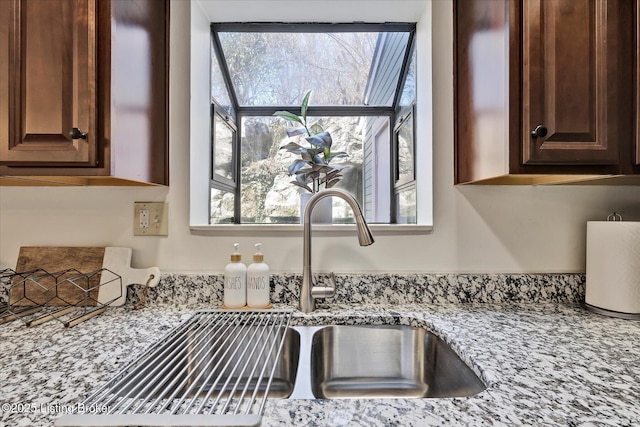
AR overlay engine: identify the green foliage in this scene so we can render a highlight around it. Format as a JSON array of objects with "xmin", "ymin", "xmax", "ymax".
[{"xmin": 274, "ymin": 91, "xmax": 349, "ymax": 193}]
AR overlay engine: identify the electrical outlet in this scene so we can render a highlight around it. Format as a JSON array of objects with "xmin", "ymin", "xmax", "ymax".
[
  {"xmin": 139, "ymin": 209, "xmax": 150, "ymax": 228},
  {"xmin": 134, "ymin": 202, "xmax": 168, "ymax": 236}
]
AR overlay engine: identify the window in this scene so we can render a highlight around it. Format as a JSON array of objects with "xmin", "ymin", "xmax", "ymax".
[
  {"xmin": 207, "ymin": 22, "xmax": 419, "ymax": 225},
  {"xmin": 189, "ymin": 1, "xmax": 433, "ymax": 230}
]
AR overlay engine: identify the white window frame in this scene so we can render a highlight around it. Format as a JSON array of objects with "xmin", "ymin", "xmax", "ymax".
[{"xmin": 189, "ymin": 0, "xmax": 433, "ymax": 233}]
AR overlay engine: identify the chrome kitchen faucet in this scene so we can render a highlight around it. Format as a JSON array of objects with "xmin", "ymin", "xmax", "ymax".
[{"xmin": 299, "ymin": 188, "xmax": 375, "ymax": 313}]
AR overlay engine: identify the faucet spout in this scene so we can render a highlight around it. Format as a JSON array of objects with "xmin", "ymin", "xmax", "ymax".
[{"xmin": 299, "ymin": 189, "xmax": 374, "ymax": 313}]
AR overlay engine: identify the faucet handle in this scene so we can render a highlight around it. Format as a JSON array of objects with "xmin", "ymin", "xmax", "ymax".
[{"xmin": 311, "ymin": 272, "xmax": 336, "ymax": 299}]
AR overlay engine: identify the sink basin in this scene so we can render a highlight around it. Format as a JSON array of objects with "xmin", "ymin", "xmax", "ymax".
[
  {"xmin": 109, "ymin": 318, "xmax": 484, "ymax": 405},
  {"xmin": 182, "ymin": 325, "xmax": 301, "ymax": 399},
  {"xmin": 303, "ymin": 325, "xmax": 485, "ymax": 399},
  {"xmin": 116, "ymin": 325, "xmax": 300, "ymax": 399}
]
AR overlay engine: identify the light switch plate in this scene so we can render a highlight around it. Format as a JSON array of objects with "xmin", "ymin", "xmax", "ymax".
[{"xmin": 134, "ymin": 202, "xmax": 168, "ymax": 236}]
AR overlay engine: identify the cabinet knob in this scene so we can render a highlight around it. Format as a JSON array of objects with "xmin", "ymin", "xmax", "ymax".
[
  {"xmin": 531, "ymin": 125, "xmax": 548, "ymax": 138},
  {"xmin": 69, "ymin": 127, "xmax": 87, "ymax": 140}
]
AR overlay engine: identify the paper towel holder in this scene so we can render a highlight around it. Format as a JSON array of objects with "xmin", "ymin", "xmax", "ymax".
[
  {"xmin": 581, "ymin": 302, "xmax": 640, "ymax": 320},
  {"xmin": 606, "ymin": 212, "xmax": 623, "ymax": 221},
  {"xmin": 582, "ymin": 214, "xmax": 640, "ymax": 320}
]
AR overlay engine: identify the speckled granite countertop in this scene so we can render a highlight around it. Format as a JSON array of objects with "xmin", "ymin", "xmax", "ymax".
[{"xmin": 1, "ymin": 301, "xmax": 639, "ymax": 427}]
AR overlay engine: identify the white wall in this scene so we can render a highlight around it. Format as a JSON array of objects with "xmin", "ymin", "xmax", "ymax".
[{"xmin": 1, "ymin": 0, "xmax": 639, "ymax": 274}]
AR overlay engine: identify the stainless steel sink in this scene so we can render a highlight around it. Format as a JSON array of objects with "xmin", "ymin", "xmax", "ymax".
[
  {"xmin": 304, "ymin": 325, "xmax": 485, "ymax": 399},
  {"xmin": 58, "ymin": 313, "xmax": 486, "ymax": 427},
  {"xmin": 109, "ymin": 323, "xmax": 485, "ymax": 402},
  {"xmin": 118, "ymin": 323, "xmax": 486, "ymax": 401}
]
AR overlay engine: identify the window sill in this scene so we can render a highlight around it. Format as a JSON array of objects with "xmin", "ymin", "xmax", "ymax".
[{"xmin": 190, "ymin": 223, "xmax": 432, "ymax": 235}]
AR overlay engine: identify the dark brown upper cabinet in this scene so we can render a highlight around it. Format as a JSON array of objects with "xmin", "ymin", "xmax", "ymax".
[
  {"xmin": 1, "ymin": 0, "xmax": 97, "ymax": 167},
  {"xmin": 0, "ymin": 0, "xmax": 168, "ymax": 186},
  {"xmin": 522, "ymin": 0, "xmax": 624, "ymax": 166},
  {"xmin": 455, "ymin": 0, "xmax": 638, "ymax": 185}
]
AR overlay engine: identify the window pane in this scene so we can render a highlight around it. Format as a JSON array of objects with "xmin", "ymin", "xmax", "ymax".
[
  {"xmin": 210, "ymin": 188, "xmax": 235, "ymax": 224},
  {"xmin": 240, "ymin": 116, "xmax": 371, "ymax": 224},
  {"xmin": 240, "ymin": 116, "xmax": 292, "ymax": 224},
  {"xmin": 211, "ymin": 44, "xmax": 234, "ymax": 117},
  {"xmin": 396, "ymin": 186, "xmax": 416, "ymax": 224},
  {"xmin": 398, "ymin": 45, "xmax": 416, "ymax": 109},
  {"xmin": 365, "ymin": 32, "xmax": 411, "ymax": 106},
  {"xmin": 213, "ymin": 115, "xmax": 234, "ymax": 181},
  {"xmin": 397, "ymin": 115, "xmax": 414, "ymax": 182},
  {"xmin": 363, "ymin": 117, "xmax": 391, "ymax": 223},
  {"xmin": 218, "ymin": 32, "xmax": 387, "ymax": 106}
]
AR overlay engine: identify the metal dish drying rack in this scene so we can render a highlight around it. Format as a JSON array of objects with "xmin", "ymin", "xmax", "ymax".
[
  {"xmin": 56, "ymin": 310, "xmax": 293, "ymax": 427},
  {"xmin": 0, "ymin": 267, "xmax": 122, "ymax": 327}
]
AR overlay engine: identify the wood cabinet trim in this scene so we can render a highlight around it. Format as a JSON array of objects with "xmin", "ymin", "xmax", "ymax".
[
  {"xmin": 636, "ymin": 0, "xmax": 640, "ymax": 165},
  {"xmin": 507, "ymin": 0, "xmax": 521, "ymax": 174},
  {"xmin": 454, "ymin": 0, "xmax": 513, "ymax": 183}
]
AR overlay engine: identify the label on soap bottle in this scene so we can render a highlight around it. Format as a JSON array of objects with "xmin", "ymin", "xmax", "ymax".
[
  {"xmin": 224, "ymin": 243, "xmax": 246, "ymax": 308},
  {"xmin": 247, "ymin": 272, "xmax": 269, "ymax": 308},
  {"xmin": 247, "ymin": 242, "xmax": 269, "ymax": 308},
  {"xmin": 224, "ymin": 266, "xmax": 246, "ymax": 307}
]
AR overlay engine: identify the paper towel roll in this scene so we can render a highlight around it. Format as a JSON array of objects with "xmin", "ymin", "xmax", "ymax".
[{"xmin": 586, "ymin": 221, "xmax": 640, "ymax": 314}]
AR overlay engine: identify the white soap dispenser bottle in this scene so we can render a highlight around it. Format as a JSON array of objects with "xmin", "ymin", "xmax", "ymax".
[
  {"xmin": 223, "ymin": 243, "xmax": 246, "ymax": 308},
  {"xmin": 247, "ymin": 243, "xmax": 270, "ymax": 308}
]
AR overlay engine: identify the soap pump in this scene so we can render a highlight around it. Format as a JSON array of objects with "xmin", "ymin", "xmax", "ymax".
[
  {"xmin": 223, "ymin": 243, "xmax": 246, "ymax": 308},
  {"xmin": 247, "ymin": 243, "xmax": 270, "ymax": 308}
]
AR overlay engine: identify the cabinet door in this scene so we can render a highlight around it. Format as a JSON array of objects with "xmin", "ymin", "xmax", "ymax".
[
  {"xmin": 522, "ymin": 0, "xmax": 623, "ymax": 165},
  {"xmin": 1, "ymin": 0, "xmax": 97, "ymax": 167}
]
